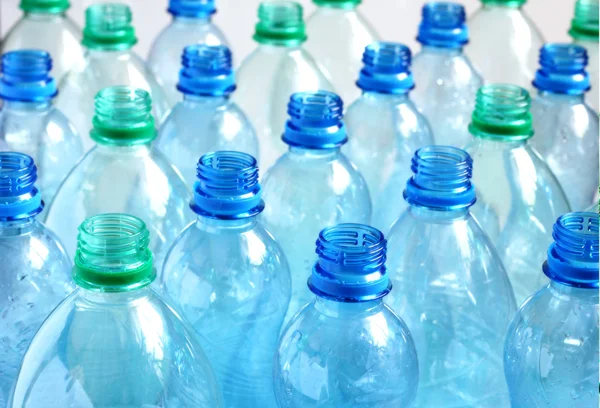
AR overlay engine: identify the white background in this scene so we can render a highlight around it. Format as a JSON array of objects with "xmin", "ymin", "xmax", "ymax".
[{"xmin": 1, "ymin": 0, "xmax": 572, "ymax": 62}]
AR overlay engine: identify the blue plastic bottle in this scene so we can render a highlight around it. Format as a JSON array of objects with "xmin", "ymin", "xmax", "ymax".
[
  {"xmin": 386, "ymin": 145, "xmax": 515, "ymax": 407},
  {"xmin": 156, "ymin": 45, "xmax": 258, "ymax": 186},
  {"xmin": 411, "ymin": 2, "xmax": 482, "ymax": 147},
  {"xmin": 148, "ymin": 0, "xmax": 229, "ymax": 107},
  {"xmin": 0, "ymin": 50, "xmax": 83, "ymax": 206},
  {"xmin": 504, "ymin": 212, "xmax": 599, "ymax": 407},
  {"xmin": 344, "ymin": 42, "xmax": 433, "ymax": 232},
  {"xmin": 162, "ymin": 151, "xmax": 290, "ymax": 407},
  {"xmin": 0, "ymin": 152, "xmax": 73, "ymax": 407},
  {"xmin": 261, "ymin": 91, "xmax": 371, "ymax": 325},
  {"xmin": 530, "ymin": 43, "xmax": 599, "ymax": 211},
  {"xmin": 274, "ymin": 223, "xmax": 419, "ymax": 407}
]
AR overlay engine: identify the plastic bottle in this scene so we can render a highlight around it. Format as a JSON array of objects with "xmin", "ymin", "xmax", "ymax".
[
  {"xmin": 234, "ymin": 1, "xmax": 334, "ymax": 173},
  {"xmin": 147, "ymin": 0, "xmax": 229, "ymax": 108},
  {"xmin": 570, "ymin": 0, "xmax": 599, "ymax": 112},
  {"xmin": 45, "ymin": 86, "xmax": 191, "ymax": 270},
  {"xmin": 465, "ymin": 84, "xmax": 571, "ymax": 306},
  {"xmin": 0, "ymin": 50, "xmax": 83, "ymax": 206},
  {"xmin": 305, "ymin": 0, "xmax": 378, "ymax": 105},
  {"xmin": 530, "ymin": 43, "xmax": 599, "ymax": 211},
  {"xmin": 386, "ymin": 145, "xmax": 515, "ymax": 407},
  {"xmin": 0, "ymin": 152, "xmax": 73, "ymax": 408},
  {"xmin": 1, "ymin": 0, "xmax": 84, "ymax": 82},
  {"xmin": 411, "ymin": 2, "xmax": 482, "ymax": 147},
  {"xmin": 274, "ymin": 223, "xmax": 419, "ymax": 407},
  {"xmin": 344, "ymin": 42, "xmax": 433, "ymax": 232},
  {"xmin": 9, "ymin": 213, "xmax": 222, "ymax": 407},
  {"xmin": 162, "ymin": 151, "xmax": 290, "ymax": 407},
  {"xmin": 56, "ymin": 3, "xmax": 169, "ymax": 151},
  {"xmin": 156, "ymin": 45, "xmax": 258, "ymax": 186},
  {"xmin": 504, "ymin": 212, "xmax": 599, "ymax": 407},
  {"xmin": 468, "ymin": 0, "xmax": 544, "ymax": 87},
  {"xmin": 261, "ymin": 91, "xmax": 371, "ymax": 325}
]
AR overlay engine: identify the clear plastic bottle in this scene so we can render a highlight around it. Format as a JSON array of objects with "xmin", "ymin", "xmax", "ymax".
[
  {"xmin": 570, "ymin": 0, "xmax": 599, "ymax": 112},
  {"xmin": 147, "ymin": 0, "xmax": 229, "ymax": 108},
  {"xmin": 261, "ymin": 91, "xmax": 371, "ymax": 325},
  {"xmin": 530, "ymin": 44, "xmax": 599, "ymax": 211},
  {"xmin": 45, "ymin": 86, "xmax": 191, "ymax": 270},
  {"xmin": 304, "ymin": 0, "xmax": 379, "ymax": 105},
  {"xmin": 468, "ymin": 0, "xmax": 544, "ymax": 87},
  {"xmin": 1, "ymin": 0, "xmax": 84, "ymax": 82},
  {"xmin": 504, "ymin": 212, "xmax": 599, "ymax": 407},
  {"xmin": 0, "ymin": 50, "xmax": 83, "ymax": 206},
  {"xmin": 56, "ymin": 3, "xmax": 169, "ymax": 151},
  {"xmin": 411, "ymin": 2, "xmax": 482, "ymax": 147},
  {"xmin": 234, "ymin": 1, "xmax": 334, "ymax": 173},
  {"xmin": 386, "ymin": 145, "xmax": 515, "ymax": 407},
  {"xmin": 274, "ymin": 223, "xmax": 419, "ymax": 407},
  {"xmin": 156, "ymin": 45, "xmax": 258, "ymax": 186},
  {"xmin": 465, "ymin": 84, "xmax": 571, "ymax": 306},
  {"xmin": 9, "ymin": 213, "xmax": 222, "ymax": 407},
  {"xmin": 344, "ymin": 42, "xmax": 433, "ymax": 232},
  {"xmin": 0, "ymin": 152, "xmax": 73, "ymax": 408},
  {"xmin": 162, "ymin": 151, "xmax": 291, "ymax": 407}
]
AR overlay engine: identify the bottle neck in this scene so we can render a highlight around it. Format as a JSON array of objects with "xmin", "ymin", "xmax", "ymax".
[
  {"xmin": 361, "ymin": 91, "xmax": 410, "ymax": 102},
  {"xmin": 421, "ymin": 45, "xmax": 463, "ymax": 55},
  {"xmin": 86, "ymin": 48, "xmax": 133, "ymax": 58},
  {"xmin": 182, "ymin": 93, "xmax": 228, "ymax": 105},
  {"xmin": 483, "ymin": 2, "xmax": 523, "ymax": 10},
  {"xmin": 79, "ymin": 285, "xmax": 153, "ymax": 305},
  {"xmin": 314, "ymin": 296, "xmax": 384, "ymax": 317},
  {"xmin": 549, "ymin": 280, "xmax": 599, "ymax": 304},
  {"xmin": 536, "ymin": 91, "xmax": 585, "ymax": 104},
  {"xmin": 2, "ymin": 99, "xmax": 52, "ymax": 112},
  {"xmin": 408, "ymin": 206, "xmax": 470, "ymax": 221},
  {"xmin": 0, "ymin": 218, "xmax": 37, "ymax": 237},
  {"xmin": 473, "ymin": 136, "xmax": 528, "ymax": 150},
  {"xmin": 94, "ymin": 142, "xmax": 153, "ymax": 154},
  {"xmin": 173, "ymin": 15, "xmax": 211, "ymax": 24},
  {"xmin": 288, "ymin": 146, "xmax": 340, "ymax": 157},
  {"xmin": 24, "ymin": 11, "xmax": 66, "ymax": 20},
  {"xmin": 195, "ymin": 215, "xmax": 257, "ymax": 233},
  {"xmin": 257, "ymin": 43, "xmax": 301, "ymax": 53}
]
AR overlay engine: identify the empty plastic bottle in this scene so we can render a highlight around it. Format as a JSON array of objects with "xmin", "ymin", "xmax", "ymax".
[
  {"xmin": 530, "ymin": 43, "xmax": 599, "ymax": 211},
  {"xmin": 56, "ymin": 3, "xmax": 169, "ymax": 151},
  {"xmin": 2, "ymin": 0, "xmax": 84, "ymax": 82},
  {"xmin": 234, "ymin": 1, "xmax": 334, "ymax": 173},
  {"xmin": 468, "ymin": 0, "xmax": 544, "ymax": 87},
  {"xmin": 305, "ymin": 0, "xmax": 379, "ymax": 105},
  {"xmin": 0, "ymin": 152, "xmax": 73, "ymax": 408},
  {"xmin": 504, "ymin": 212, "xmax": 599, "ymax": 407},
  {"xmin": 261, "ymin": 91, "xmax": 371, "ymax": 325},
  {"xmin": 411, "ymin": 2, "xmax": 482, "ymax": 147},
  {"xmin": 9, "ymin": 213, "xmax": 222, "ymax": 407},
  {"xmin": 344, "ymin": 42, "xmax": 433, "ymax": 232},
  {"xmin": 45, "ymin": 86, "xmax": 191, "ymax": 269},
  {"xmin": 162, "ymin": 151, "xmax": 291, "ymax": 407},
  {"xmin": 465, "ymin": 84, "xmax": 570, "ymax": 306},
  {"xmin": 156, "ymin": 45, "xmax": 258, "ymax": 186},
  {"xmin": 147, "ymin": 0, "xmax": 229, "ymax": 108},
  {"xmin": 0, "ymin": 50, "xmax": 83, "ymax": 206},
  {"xmin": 569, "ymin": 0, "xmax": 599, "ymax": 112},
  {"xmin": 386, "ymin": 145, "xmax": 515, "ymax": 407},
  {"xmin": 274, "ymin": 223, "xmax": 419, "ymax": 407}
]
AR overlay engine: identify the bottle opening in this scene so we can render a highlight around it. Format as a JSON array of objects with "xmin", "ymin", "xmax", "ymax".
[
  {"xmin": 178, "ymin": 45, "xmax": 236, "ymax": 96},
  {"xmin": 569, "ymin": 0, "xmax": 599, "ymax": 41},
  {"xmin": 82, "ymin": 3, "xmax": 137, "ymax": 50},
  {"xmin": 417, "ymin": 2, "xmax": 468, "ymax": 48},
  {"xmin": 0, "ymin": 152, "xmax": 44, "ymax": 221},
  {"xmin": 20, "ymin": 0, "xmax": 69, "ymax": 13},
  {"xmin": 357, "ymin": 42, "xmax": 415, "ymax": 94},
  {"xmin": 0, "ymin": 50, "xmax": 57, "ymax": 102},
  {"xmin": 533, "ymin": 43, "xmax": 590, "ymax": 95},
  {"xmin": 253, "ymin": 1, "xmax": 307, "ymax": 46},
  {"xmin": 168, "ymin": 0, "xmax": 216, "ymax": 18}
]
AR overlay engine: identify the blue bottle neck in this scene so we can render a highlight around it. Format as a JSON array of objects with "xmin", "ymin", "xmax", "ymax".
[
  {"xmin": 549, "ymin": 280, "xmax": 599, "ymax": 304},
  {"xmin": 195, "ymin": 215, "xmax": 258, "ymax": 232},
  {"xmin": 360, "ymin": 91, "xmax": 410, "ymax": 102},
  {"xmin": 420, "ymin": 45, "xmax": 464, "ymax": 56},
  {"xmin": 173, "ymin": 15, "xmax": 211, "ymax": 24},
  {"xmin": 407, "ymin": 205, "xmax": 470, "ymax": 221},
  {"xmin": 2, "ymin": 99, "xmax": 52, "ymax": 112},
  {"xmin": 183, "ymin": 93, "xmax": 228, "ymax": 105},
  {"xmin": 536, "ymin": 90, "xmax": 585, "ymax": 104},
  {"xmin": 314, "ymin": 296, "xmax": 384, "ymax": 317},
  {"xmin": 0, "ymin": 217, "xmax": 37, "ymax": 237},
  {"xmin": 288, "ymin": 145, "xmax": 340, "ymax": 157}
]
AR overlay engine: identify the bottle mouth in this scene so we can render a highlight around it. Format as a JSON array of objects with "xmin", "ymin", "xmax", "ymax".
[
  {"xmin": 417, "ymin": 2, "xmax": 468, "ymax": 49},
  {"xmin": 356, "ymin": 42, "xmax": 414, "ymax": 94},
  {"xmin": 0, "ymin": 152, "xmax": 44, "ymax": 221},
  {"xmin": 20, "ymin": 0, "xmax": 69, "ymax": 13},
  {"xmin": 191, "ymin": 151, "xmax": 264, "ymax": 219},
  {"xmin": 0, "ymin": 50, "xmax": 57, "ymax": 102},
  {"xmin": 168, "ymin": 0, "xmax": 216, "ymax": 18},
  {"xmin": 533, "ymin": 44, "xmax": 590, "ymax": 95},
  {"xmin": 253, "ymin": 1, "xmax": 307, "ymax": 46},
  {"xmin": 309, "ymin": 223, "xmax": 391, "ymax": 302},
  {"xmin": 177, "ymin": 45, "xmax": 236, "ymax": 97},
  {"xmin": 82, "ymin": 3, "xmax": 137, "ymax": 50},
  {"xmin": 569, "ymin": 0, "xmax": 599, "ymax": 41},
  {"xmin": 543, "ymin": 212, "xmax": 599, "ymax": 288}
]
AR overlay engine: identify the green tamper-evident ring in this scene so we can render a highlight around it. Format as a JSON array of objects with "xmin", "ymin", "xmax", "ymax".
[
  {"xmin": 569, "ymin": 0, "xmax": 599, "ymax": 41},
  {"xmin": 20, "ymin": 0, "xmax": 69, "ymax": 13}
]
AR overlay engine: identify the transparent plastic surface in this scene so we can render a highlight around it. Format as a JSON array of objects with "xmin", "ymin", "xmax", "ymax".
[
  {"xmin": 0, "ymin": 219, "xmax": 73, "ymax": 407},
  {"xmin": 2, "ymin": 12, "xmax": 84, "ymax": 82},
  {"xmin": 344, "ymin": 93, "xmax": 433, "ymax": 232},
  {"xmin": 261, "ymin": 148, "xmax": 371, "ymax": 324},
  {"xmin": 233, "ymin": 45, "xmax": 334, "ymax": 172},
  {"xmin": 530, "ymin": 93, "xmax": 599, "ymax": 210},
  {"xmin": 575, "ymin": 38, "xmax": 599, "ymax": 111},
  {"xmin": 162, "ymin": 217, "xmax": 291, "ymax": 407},
  {"xmin": 10, "ymin": 287, "xmax": 222, "ymax": 407},
  {"xmin": 45, "ymin": 144, "xmax": 191, "ymax": 268},
  {"xmin": 504, "ymin": 283, "xmax": 599, "ymax": 407},
  {"xmin": 411, "ymin": 47, "xmax": 482, "ymax": 147},
  {"xmin": 0, "ymin": 101, "xmax": 83, "ymax": 206},
  {"xmin": 386, "ymin": 207, "xmax": 515, "ymax": 407},
  {"xmin": 147, "ymin": 16, "xmax": 229, "ymax": 108},
  {"xmin": 156, "ymin": 95, "xmax": 258, "ymax": 185},
  {"xmin": 465, "ymin": 139, "xmax": 571, "ymax": 305},
  {"xmin": 305, "ymin": 6, "xmax": 378, "ymax": 106},
  {"xmin": 274, "ymin": 297, "xmax": 419, "ymax": 407},
  {"xmin": 56, "ymin": 50, "xmax": 170, "ymax": 151},
  {"xmin": 467, "ymin": 4, "xmax": 544, "ymax": 87}
]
